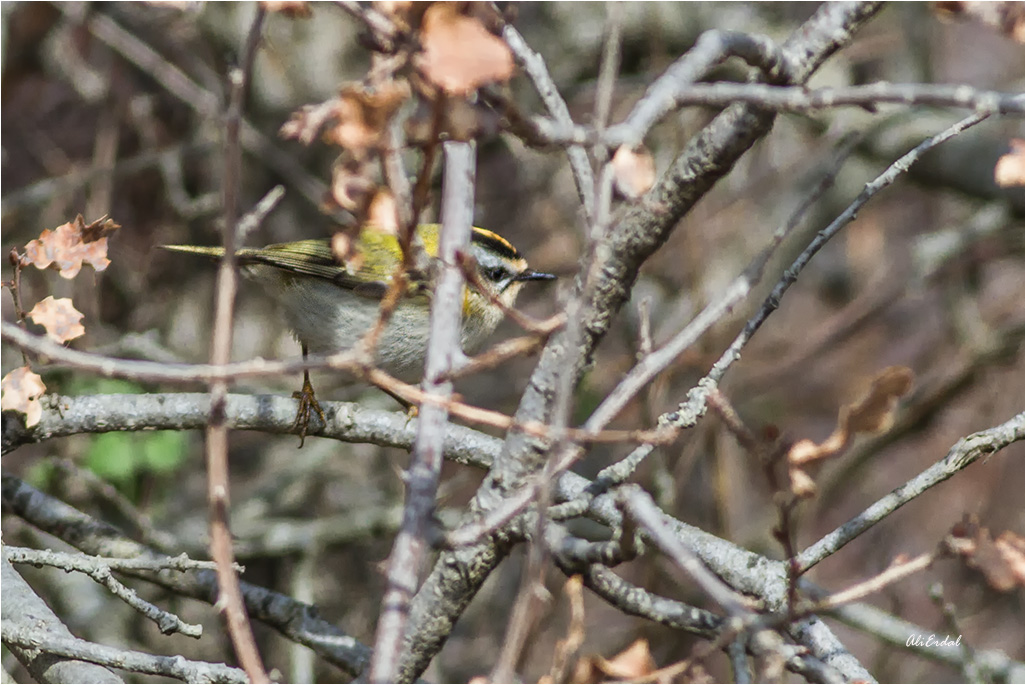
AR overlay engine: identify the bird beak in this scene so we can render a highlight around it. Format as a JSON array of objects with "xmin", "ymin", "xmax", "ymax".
[{"xmin": 515, "ymin": 269, "xmax": 557, "ymax": 282}]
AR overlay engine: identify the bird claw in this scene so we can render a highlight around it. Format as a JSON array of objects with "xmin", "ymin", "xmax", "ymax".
[{"xmin": 291, "ymin": 373, "xmax": 326, "ymax": 447}]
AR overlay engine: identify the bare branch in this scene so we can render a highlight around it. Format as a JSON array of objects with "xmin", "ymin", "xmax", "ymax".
[
  {"xmin": 1, "ymin": 474, "xmax": 373, "ymax": 678},
  {"xmin": 2, "ymin": 623, "xmax": 246, "ymax": 683},
  {"xmin": 203, "ymin": 7, "xmax": 269, "ymax": 679},
  {"xmin": 532, "ymin": 83, "xmax": 1024, "ymax": 147},
  {"xmin": 369, "ymin": 142, "xmax": 476, "ymax": 683},
  {"xmin": 1, "ymin": 558, "xmax": 123, "ymax": 684},
  {"xmin": 797, "ymin": 413, "xmax": 1025, "ymax": 572},
  {"xmin": 501, "ymin": 23, "xmax": 595, "ymax": 221},
  {"xmin": 5, "ymin": 546, "xmax": 206, "ymax": 638},
  {"xmin": 395, "ymin": 6, "xmax": 886, "ymax": 679},
  {"xmin": 620, "ymin": 486, "xmax": 753, "ymax": 617}
]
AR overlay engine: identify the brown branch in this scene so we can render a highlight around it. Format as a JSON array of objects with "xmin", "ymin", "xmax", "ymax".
[{"xmin": 203, "ymin": 8, "xmax": 268, "ymax": 682}]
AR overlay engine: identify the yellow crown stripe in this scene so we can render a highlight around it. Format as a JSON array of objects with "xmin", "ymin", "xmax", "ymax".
[{"xmin": 470, "ymin": 226, "xmax": 520, "ymax": 260}]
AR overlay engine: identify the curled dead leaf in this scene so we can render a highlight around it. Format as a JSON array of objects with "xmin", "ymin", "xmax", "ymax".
[
  {"xmin": 28, "ymin": 296, "xmax": 86, "ymax": 343},
  {"xmin": 24, "ymin": 215, "xmax": 117, "ymax": 279},
  {"xmin": 594, "ymin": 638, "xmax": 657, "ymax": 680},
  {"xmin": 789, "ymin": 366, "xmax": 914, "ymax": 467},
  {"xmin": 842, "ymin": 366, "xmax": 914, "ymax": 434},
  {"xmin": 1, "ymin": 366, "xmax": 46, "ymax": 428},
  {"xmin": 934, "ymin": 1, "xmax": 1025, "ymax": 42},
  {"xmin": 331, "ymin": 229, "xmax": 367, "ymax": 276},
  {"xmin": 787, "ymin": 366, "xmax": 914, "ymax": 498},
  {"xmin": 328, "ymin": 158, "xmax": 378, "ymax": 214},
  {"xmin": 261, "ymin": 0, "xmax": 312, "ymax": 17},
  {"xmin": 950, "ymin": 516, "xmax": 1025, "ymax": 592},
  {"xmin": 367, "ymin": 189, "xmax": 400, "ymax": 235},
  {"xmin": 417, "ymin": 3, "xmax": 514, "ymax": 96},
  {"xmin": 280, "ymin": 100, "xmax": 339, "ymax": 145},
  {"xmin": 994, "ymin": 139, "xmax": 1025, "ymax": 187},
  {"xmin": 324, "ymin": 82, "xmax": 410, "ymax": 157},
  {"xmin": 283, "ymin": 82, "xmax": 410, "ymax": 157}
]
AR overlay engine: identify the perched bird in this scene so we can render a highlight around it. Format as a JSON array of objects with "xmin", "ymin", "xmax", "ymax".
[{"xmin": 162, "ymin": 224, "xmax": 555, "ymax": 443}]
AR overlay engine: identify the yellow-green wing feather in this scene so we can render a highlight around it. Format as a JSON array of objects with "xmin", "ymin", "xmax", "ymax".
[
  {"xmin": 161, "ymin": 224, "xmax": 508, "ymax": 301},
  {"xmin": 163, "ymin": 229, "xmax": 423, "ymax": 301}
]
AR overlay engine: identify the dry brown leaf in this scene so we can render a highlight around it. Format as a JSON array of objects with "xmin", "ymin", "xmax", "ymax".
[
  {"xmin": 595, "ymin": 638, "xmax": 658, "ymax": 680},
  {"xmin": 789, "ymin": 366, "xmax": 914, "ymax": 466},
  {"xmin": 788, "ymin": 467, "xmax": 818, "ymax": 499},
  {"xmin": 612, "ymin": 145, "xmax": 657, "ymax": 200},
  {"xmin": 328, "ymin": 158, "xmax": 378, "ymax": 214},
  {"xmin": 995, "ymin": 139, "xmax": 1025, "ymax": 187},
  {"xmin": 79, "ymin": 215, "xmax": 121, "ymax": 243},
  {"xmin": 787, "ymin": 366, "xmax": 913, "ymax": 498},
  {"xmin": 280, "ymin": 100, "xmax": 340, "ymax": 145},
  {"xmin": 993, "ymin": 532, "xmax": 1026, "ymax": 589},
  {"xmin": 324, "ymin": 82, "xmax": 410, "ymax": 157},
  {"xmin": 261, "ymin": 0, "xmax": 312, "ymax": 17},
  {"xmin": 569, "ymin": 656, "xmax": 601, "ymax": 684},
  {"xmin": 841, "ymin": 366, "xmax": 914, "ymax": 434},
  {"xmin": 1, "ymin": 366, "xmax": 46, "ymax": 428},
  {"xmin": 374, "ymin": 1, "xmax": 424, "ymax": 31},
  {"xmin": 546, "ymin": 575, "xmax": 586, "ymax": 683},
  {"xmin": 28, "ymin": 296, "xmax": 86, "ymax": 343},
  {"xmin": 417, "ymin": 3, "xmax": 514, "ymax": 96},
  {"xmin": 24, "ymin": 215, "xmax": 117, "ymax": 279},
  {"xmin": 330, "ymin": 230, "xmax": 365, "ymax": 275},
  {"xmin": 934, "ymin": 1, "xmax": 1025, "ymax": 42},
  {"xmin": 366, "ymin": 189, "xmax": 400, "ymax": 235},
  {"xmin": 951, "ymin": 518, "xmax": 1025, "ymax": 592}
]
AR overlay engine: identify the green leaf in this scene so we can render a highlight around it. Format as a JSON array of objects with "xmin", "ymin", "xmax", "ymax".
[
  {"xmin": 141, "ymin": 431, "xmax": 188, "ymax": 474},
  {"xmin": 85, "ymin": 432, "xmax": 139, "ymax": 485}
]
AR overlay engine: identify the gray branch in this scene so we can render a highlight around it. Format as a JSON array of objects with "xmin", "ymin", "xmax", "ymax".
[
  {"xmin": 1, "ymin": 558, "xmax": 123, "ymax": 684},
  {"xmin": 2, "ymin": 622, "xmax": 245, "ymax": 683},
  {"xmin": 395, "ymin": 4, "xmax": 885, "ymax": 680},
  {"xmin": 1, "ymin": 474, "xmax": 372, "ymax": 678},
  {"xmin": 4, "ymin": 546, "xmax": 204, "ymax": 637},
  {"xmin": 797, "ymin": 412, "xmax": 1025, "ymax": 571}
]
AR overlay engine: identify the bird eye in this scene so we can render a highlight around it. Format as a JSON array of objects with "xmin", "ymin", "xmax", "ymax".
[{"xmin": 483, "ymin": 265, "xmax": 508, "ymax": 283}]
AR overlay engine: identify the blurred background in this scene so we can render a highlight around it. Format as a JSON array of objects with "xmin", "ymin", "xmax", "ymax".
[{"xmin": 2, "ymin": 2, "xmax": 1023, "ymax": 682}]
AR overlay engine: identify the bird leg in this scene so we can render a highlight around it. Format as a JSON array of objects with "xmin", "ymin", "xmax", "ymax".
[{"xmin": 291, "ymin": 345, "xmax": 326, "ymax": 447}]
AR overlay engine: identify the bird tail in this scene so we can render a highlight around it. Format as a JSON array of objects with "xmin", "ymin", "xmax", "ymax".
[{"xmin": 159, "ymin": 244, "xmax": 227, "ymax": 259}]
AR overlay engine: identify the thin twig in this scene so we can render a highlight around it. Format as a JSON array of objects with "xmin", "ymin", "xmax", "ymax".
[
  {"xmin": 1, "ymin": 623, "xmax": 246, "ymax": 683},
  {"xmin": 501, "ymin": 22, "xmax": 595, "ymax": 222},
  {"xmin": 204, "ymin": 7, "xmax": 269, "ymax": 682},
  {"xmin": 333, "ymin": 0, "xmax": 398, "ymax": 50},
  {"xmin": 367, "ymin": 142, "xmax": 476, "ymax": 683},
  {"xmin": 2, "ymin": 558, "xmax": 123, "ymax": 683},
  {"xmin": 530, "ymin": 83, "xmax": 1024, "ymax": 147},
  {"xmin": 49, "ymin": 458, "xmax": 179, "ymax": 553},
  {"xmin": 2, "ymin": 474, "xmax": 373, "ymax": 677},
  {"xmin": 706, "ymin": 112, "xmax": 992, "ymax": 392},
  {"xmin": 607, "ymin": 29, "xmax": 788, "ymax": 148},
  {"xmin": 4, "ymin": 546, "xmax": 223, "ymax": 572},
  {"xmin": 5, "ymin": 546, "xmax": 205, "ymax": 638},
  {"xmin": 620, "ymin": 486, "xmax": 753, "ymax": 617},
  {"xmin": 1, "ymin": 320, "xmax": 366, "ymax": 383},
  {"xmin": 796, "ymin": 413, "xmax": 1024, "ymax": 572},
  {"xmin": 67, "ymin": 5, "xmax": 329, "ymax": 209},
  {"xmin": 805, "ymin": 551, "xmax": 936, "ymax": 612}
]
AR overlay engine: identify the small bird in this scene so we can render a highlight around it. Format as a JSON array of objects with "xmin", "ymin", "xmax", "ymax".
[{"xmin": 162, "ymin": 224, "xmax": 555, "ymax": 443}]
